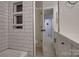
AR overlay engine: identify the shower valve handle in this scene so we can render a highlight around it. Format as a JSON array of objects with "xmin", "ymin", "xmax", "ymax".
[{"xmin": 41, "ymin": 29, "xmax": 46, "ymax": 31}]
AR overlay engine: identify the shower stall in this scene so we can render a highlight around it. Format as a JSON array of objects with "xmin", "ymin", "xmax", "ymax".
[
  {"xmin": 0, "ymin": 1, "xmax": 56, "ymax": 57},
  {"xmin": 0, "ymin": 1, "xmax": 34, "ymax": 57}
]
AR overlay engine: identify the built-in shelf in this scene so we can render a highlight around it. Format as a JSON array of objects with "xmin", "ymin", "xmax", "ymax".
[
  {"xmin": 13, "ymin": 12, "xmax": 23, "ymax": 15},
  {"xmin": 13, "ymin": 2, "xmax": 23, "ymax": 29},
  {"xmin": 13, "ymin": 2, "xmax": 23, "ymax": 13}
]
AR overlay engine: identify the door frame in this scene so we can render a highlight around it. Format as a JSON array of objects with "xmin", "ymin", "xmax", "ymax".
[{"xmin": 33, "ymin": 1, "xmax": 36, "ymax": 56}]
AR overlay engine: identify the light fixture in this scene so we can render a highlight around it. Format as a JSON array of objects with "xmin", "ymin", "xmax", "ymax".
[{"xmin": 65, "ymin": 1, "xmax": 78, "ymax": 8}]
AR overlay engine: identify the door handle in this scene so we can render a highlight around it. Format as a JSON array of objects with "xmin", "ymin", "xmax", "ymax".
[{"xmin": 41, "ymin": 29, "xmax": 46, "ymax": 31}]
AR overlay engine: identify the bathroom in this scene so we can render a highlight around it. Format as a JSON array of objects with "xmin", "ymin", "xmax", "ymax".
[
  {"xmin": 0, "ymin": 1, "xmax": 57, "ymax": 57},
  {"xmin": 0, "ymin": 1, "xmax": 79, "ymax": 57}
]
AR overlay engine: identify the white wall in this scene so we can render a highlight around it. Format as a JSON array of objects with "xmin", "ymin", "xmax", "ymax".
[
  {"xmin": 35, "ymin": 9, "xmax": 42, "ymax": 47},
  {"xmin": 8, "ymin": 1, "xmax": 34, "ymax": 56},
  {"xmin": 59, "ymin": 1, "xmax": 79, "ymax": 44},
  {"xmin": 0, "ymin": 2, "xmax": 8, "ymax": 51},
  {"xmin": 43, "ymin": 1, "xmax": 57, "ymax": 8},
  {"xmin": 35, "ymin": 1, "xmax": 43, "ymax": 48}
]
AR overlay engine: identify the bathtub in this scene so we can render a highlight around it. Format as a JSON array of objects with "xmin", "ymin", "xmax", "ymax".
[{"xmin": 0, "ymin": 49, "xmax": 28, "ymax": 57}]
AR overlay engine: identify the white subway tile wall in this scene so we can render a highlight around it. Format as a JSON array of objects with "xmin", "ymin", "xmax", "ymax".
[
  {"xmin": 0, "ymin": 2, "xmax": 8, "ymax": 52},
  {"xmin": 8, "ymin": 1, "xmax": 34, "ymax": 56}
]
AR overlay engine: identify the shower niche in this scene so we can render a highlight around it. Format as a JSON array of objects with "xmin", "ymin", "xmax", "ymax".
[{"xmin": 13, "ymin": 2, "xmax": 23, "ymax": 29}]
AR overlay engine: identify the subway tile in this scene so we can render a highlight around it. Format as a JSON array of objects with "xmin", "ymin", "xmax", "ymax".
[{"xmin": 7, "ymin": 1, "xmax": 34, "ymax": 55}]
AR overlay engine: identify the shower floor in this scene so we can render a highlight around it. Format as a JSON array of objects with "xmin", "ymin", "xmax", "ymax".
[
  {"xmin": 0, "ymin": 49, "xmax": 27, "ymax": 57},
  {"xmin": 36, "ymin": 47, "xmax": 43, "ymax": 57}
]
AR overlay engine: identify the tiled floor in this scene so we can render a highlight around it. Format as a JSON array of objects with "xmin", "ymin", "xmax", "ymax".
[
  {"xmin": 0, "ymin": 47, "xmax": 44, "ymax": 57},
  {"xmin": 0, "ymin": 49, "xmax": 27, "ymax": 57},
  {"xmin": 36, "ymin": 47, "xmax": 43, "ymax": 57}
]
